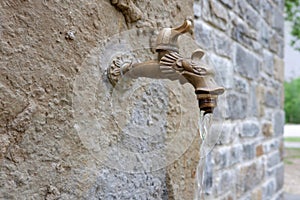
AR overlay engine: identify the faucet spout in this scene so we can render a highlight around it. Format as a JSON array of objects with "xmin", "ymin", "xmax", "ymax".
[
  {"xmin": 159, "ymin": 51, "xmax": 224, "ymax": 114},
  {"xmin": 107, "ymin": 20, "xmax": 225, "ymax": 114},
  {"xmin": 127, "ymin": 60, "xmax": 160, "ymax": 79}
]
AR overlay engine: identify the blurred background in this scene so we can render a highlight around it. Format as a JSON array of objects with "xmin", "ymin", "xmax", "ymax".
[{"xmin": 283, "ymin": 1, "xmax": 300, "ymax": 198}]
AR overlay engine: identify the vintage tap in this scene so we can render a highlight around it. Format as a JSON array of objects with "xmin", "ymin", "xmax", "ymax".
[{"xmin": 107, "ymin": 19, "xmax": 225, "ymax": 115}]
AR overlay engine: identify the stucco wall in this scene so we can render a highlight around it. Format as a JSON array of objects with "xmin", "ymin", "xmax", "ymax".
[
  {"xmin": 0, "ymin": 0, "xmax": 285, "ymax": 199},
  {"xmin": 0, "ymin": 0, "xmax": 200, "ymax": 199}
]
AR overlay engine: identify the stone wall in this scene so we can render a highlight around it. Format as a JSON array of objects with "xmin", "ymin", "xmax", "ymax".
[
  {"xmin": 194, "ymin": 0, "xmax": 285, "ymax": 199},
  {"xmin": 0, "ymin": 0, "xmax": 284, "ymax": 199},
  {"xmin": 0, "ymin": 0, "xmax": 199, "ymax": 199}
]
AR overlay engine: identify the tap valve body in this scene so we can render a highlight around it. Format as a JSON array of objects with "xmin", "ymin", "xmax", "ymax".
[{"xmin": 107, "ymin": 20, "xmax": 224, "ymax": 114}]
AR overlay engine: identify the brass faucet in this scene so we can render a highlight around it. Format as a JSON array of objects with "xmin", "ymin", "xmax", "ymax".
[{"xmin": 107, "ymin": 19, "xmax": 224, "ymax": 115}]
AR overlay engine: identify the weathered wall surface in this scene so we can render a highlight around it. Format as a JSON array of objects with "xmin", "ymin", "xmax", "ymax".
[
  {"xmin": 0, "ymin": 0, "xmax": 285, "ymax": 199},
  {"xmin": 194, "ymin": 0, "xmax": 285, "ymax": 199},
  {"xmin": 0, "ymin": 0, "xmax": 200, "ymax": 199}
]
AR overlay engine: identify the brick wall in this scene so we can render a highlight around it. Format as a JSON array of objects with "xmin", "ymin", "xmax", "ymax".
[{"xmin": 193, "ymin": 0, "xmax": 285, "ymax": 199}]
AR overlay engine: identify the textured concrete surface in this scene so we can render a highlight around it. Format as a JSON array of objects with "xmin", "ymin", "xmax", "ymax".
[{"xmin": 0, "ymin": 0, "xmax": 200, "ymax": 199}]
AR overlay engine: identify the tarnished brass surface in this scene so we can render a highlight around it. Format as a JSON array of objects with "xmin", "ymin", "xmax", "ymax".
[{"xmin": 107, "ymin": 20, "xmax": 224, "ymax": 113}]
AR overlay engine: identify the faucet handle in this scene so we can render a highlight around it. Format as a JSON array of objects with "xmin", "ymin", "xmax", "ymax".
[
  {"xmin": 172, "ymin": 19, "xmax": 193, "ymax": 34},
  {"xmin": 156, "ymin": 19, "xmax": 193, "ymax": 53}
]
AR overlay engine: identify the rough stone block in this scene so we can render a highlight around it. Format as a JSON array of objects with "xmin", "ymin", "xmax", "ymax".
[
  {"xmin": 210, "ymin": 0, "xmax": 229, "ymax": 28},
  {"xmin": 251, "ymin": 187, "xmax": 263, "ymax": 200},
  {"xmin": 272, "ymin": 0, "xmax": 284, "ymax": 11},
  {"xmin": 269, "ymin": 32, "xmax": 284, "ymax": 58},
  {"xmin": 257, "ymin": 84, "xmax": 265, "ymax": 117},
  {"xmin": 237, "ymin": 0, "xmax": 260, "ymax": 29},
  {"xmin": 279, "ymin": 139, "xmax": 284, "ymax": 161},
  {"xmin": 194, "ymin": 2, "xmax": 201, "ymax": 19},
  {"xmin": 238, "ymin": 194, "xmax": 252, "ymax": 200},
  {"xmin": 242, "ymin": 142, "xmax": 256, "ymax": 160},
  {"xmin": 273, "ymin": 110, "xmax": 284, "ymax": 136},
  {"xmin": 273, "ymin": 191, "xmax": 284, "ymax": 200},
  {"xmin": 213, "ymin": 143, "xmax": 242, "ymax": 168},
  {"xmin": 263, "ymin": 139, "xmax": 280, "ymax": 155},
  {"xmin": 231, "ymin": 17, "xmax": 255, "ymax": 49},
  {"xmin": 264, "ymin": 89, "xmax": 279, "ymax": 108},
  {"xmin": 256, "ymin": 144, "xmax": 264, "ymax": 157},
  {"xmin": 234, "ymin": 76, "xmax": 249, "ymax": 94},
  {"xmin": 262, "ymin": 179, "xmax": 276, "ymax": 200},
  {"xmin": 262, "ymin": 49, "xmax": 274, "ymax": 76},
  {"xmin": 240, "ymin": 121, "xmax": 260, "ymax": 138},
  {"xmin": 252, "ymin": 40, "xmax": 263, "ymax": 55},
  {"xmin": 213, "ymin": 33, "xmax": 232, "ymax": 58},
  {"xmin": 259, "ymin": 20, "xmax": 270, "ymax": 48},
  {"xmin": 213, "ymin": 146, "xmax": 230, "ymax": 170},
  {"xmin": 230, "ymin": 144, "xmax": 243, "ymax": 165},
  {"xmin": 235, "ymin": 45, "xmax": 260, "ymax": 80},
  {"xmin": 273, "ymin": 56, "xmax": 284, "ymax": 82},
  {"xmin": 241, "ymin": 96, "xmax": 249, "ymax": 118},
  {"xmin": 202, "ymin": 0, "xmax": 229, "ymax": 31},
  {"xmin": 194, "ymin": 20, "xmax": 212, "ymax": 50},
  {"xmin": 225, "ymin": 93, "xmax": 248, "ymax": 119},
  {"xmin": 236, "ymin": 160, "xmax": 264, "ymax": 197},
  {"xmin": 210, "ymin": 54, "xmax": 233, "ymax": 89},
  {"xmin": 261, "ymin": 0, "xmax": 274, "ymax": 25},
  {"xmin": 279, "ymin": 85, "xmax": 284, "ymax": 109},
  {"xmin": 259, "ymin": 72, "xmax": 276, "ymax": 88},
  {"xmin": 262, "ymin": 122, "xmax": 274, "ymax": 137},
  {"xmin": 247, "ymin": 0, "xmax": 261, "ymax": 11},
  {"xmin": 201, "ymin": 0, "xmax": 211, "ymax": 22},
  {"xmin": 211, "ymin": 123, "xmax": 234, "ymax": 145},
  {"xmin": 219, "ymin": 0, "xmax": 235, "ymax": 9},
  {"xmin": 275, "ymin": 164, "xmax": 284, "ymax": 192},
  {"xmin": 220, "ymin": 192, "xmax": 236, "ymax": 200},
  {"xmin": 267, "ymin": 151, "xmax": 280, "ymax": 168},
  {"xmin": 213, "ymin": 169, "xmax": 236, "ymax": 196},
  {"xmin": 278, "ymin": 37, "xmax": 284, "ymax": 58},
  {"xmin": 248, "ymin": 83, "xmax": 259, "ymax": 117},
  {"xmin": 273, "ymin": 8, "xmax": 284, "ymax": 37}
]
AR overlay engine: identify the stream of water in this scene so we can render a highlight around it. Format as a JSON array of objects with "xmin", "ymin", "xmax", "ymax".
[{"xmin": 194, "ymin": 110, "xmax": 213, "ymax": 200}]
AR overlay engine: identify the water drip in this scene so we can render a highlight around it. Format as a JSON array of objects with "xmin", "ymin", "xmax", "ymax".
[{"xmin": 195, "ymin": 111, "xmax": 213, "ymax": 200}]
